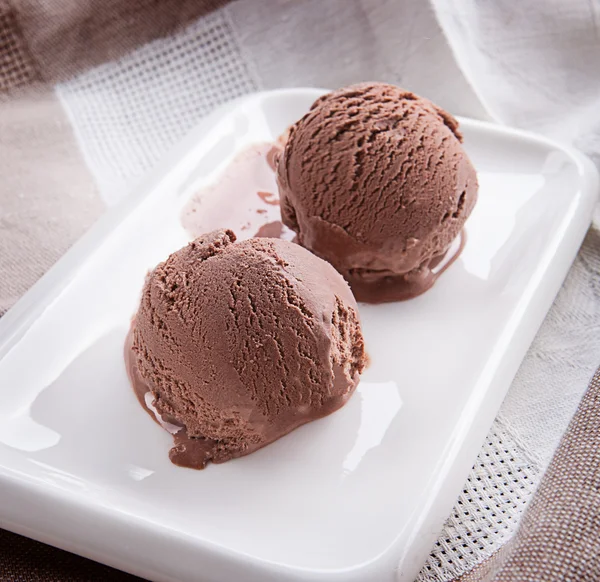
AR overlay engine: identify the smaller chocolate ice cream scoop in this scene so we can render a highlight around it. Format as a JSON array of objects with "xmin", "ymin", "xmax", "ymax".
[
  {"xmin": 276, "ymin": 82, "xmax": 478, "ymax": 302},
  {"xmin": 126, "ymin": 229, "xmax": 366, "ymax": 469}
]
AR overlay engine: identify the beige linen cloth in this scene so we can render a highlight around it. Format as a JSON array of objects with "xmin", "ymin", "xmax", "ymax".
[{"xmin": 1, "ymin": 1, "xmax": 599, "ymax": 581}]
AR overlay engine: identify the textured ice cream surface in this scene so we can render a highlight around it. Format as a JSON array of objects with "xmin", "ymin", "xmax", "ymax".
[
  {"xmin": 277, "ymin": 82, "xmax": 478, "ymax": 302},
  {"xmin": 128, "ymin": 229, "xmax": 366, "ymax": 468}
]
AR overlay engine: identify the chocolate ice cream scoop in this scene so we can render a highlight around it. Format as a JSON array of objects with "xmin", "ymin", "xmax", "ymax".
[
  {"xmin": 127, "ymin": 229, "xmax": 366, "ymax": 469},
  {"xmin": 276, "ymin": 82, "xmax": 478, "ymax": 302}
]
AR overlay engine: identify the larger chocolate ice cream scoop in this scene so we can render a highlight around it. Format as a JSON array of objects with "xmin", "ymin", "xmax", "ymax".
[
  {"xmin": 276, "ymin": 82, "xmax": 478, "ymax": 302},
  {"xmin": 127, "ymin": 229, "xmax": 366, "ymax": 469}
]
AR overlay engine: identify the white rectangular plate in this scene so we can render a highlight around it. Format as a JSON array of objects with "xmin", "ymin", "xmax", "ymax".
[{"xmin": 0, "ymin": 89, "xmax": 597, "ymax": 582}]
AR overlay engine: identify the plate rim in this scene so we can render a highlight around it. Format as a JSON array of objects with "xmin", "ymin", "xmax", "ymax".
[{"xmin": 0, "ymin": 88, "xmax": 597, "ymax": 582}]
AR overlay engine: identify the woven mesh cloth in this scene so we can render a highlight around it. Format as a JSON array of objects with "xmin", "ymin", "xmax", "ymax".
[
  {"xmin": 493, "ymin": 369, "xmax": 600, "ymax": 582},
  {"xmin": 457, "ymin": 366, "xmax": 600, "ymax": 582},
  {"xmin": 418, "ymin": 420, "xmax": 540, "ymax": 581},
  {"xmin": 0, "ymin": 0, "xmax": 37, "ymax": 91},
  {"xmin": 0, "ymin": 529, "xmax": 141, "ymax": 582},
  {"xmin": 56, "ymin": 9, "xmax": 258, "ymax": 203}
]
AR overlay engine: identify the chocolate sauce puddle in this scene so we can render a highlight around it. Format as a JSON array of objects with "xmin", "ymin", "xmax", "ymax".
[
  {"xmin": 346, "ymin": 231, "xmax": 467, "ymax": 303},
  {"xmin": 125, "ymin": 327, "xmax": 218, "ymax": 469}
]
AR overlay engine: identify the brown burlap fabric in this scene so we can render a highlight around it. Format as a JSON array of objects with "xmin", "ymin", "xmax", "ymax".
[
  {"xmin": 0, "ymin": 0, "xmax": 227, "ymax": 317},
  {"xmin": 458, "ymin": 366, "xmax": 600, "ymax": 582},
  {"xmin": 0, "ymin": 0, "xmax": 228, "ymax": 92},
  {"xmin": 1, "ymin": 1, "xmax": 599, "ymax": 581},
  {"xmin": 0, "ymin": 529, "xmax": 141, "ymax": 581}
]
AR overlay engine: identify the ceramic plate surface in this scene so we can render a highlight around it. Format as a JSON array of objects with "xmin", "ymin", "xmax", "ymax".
[{"xmin": 0, "ymin": 89, "xmax": 597, "ymax": 582}]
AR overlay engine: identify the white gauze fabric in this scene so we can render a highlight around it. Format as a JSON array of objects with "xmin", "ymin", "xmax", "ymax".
[{"xmin": 56, "ymin": 9, "xmax": 258, "ymax": 204}]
